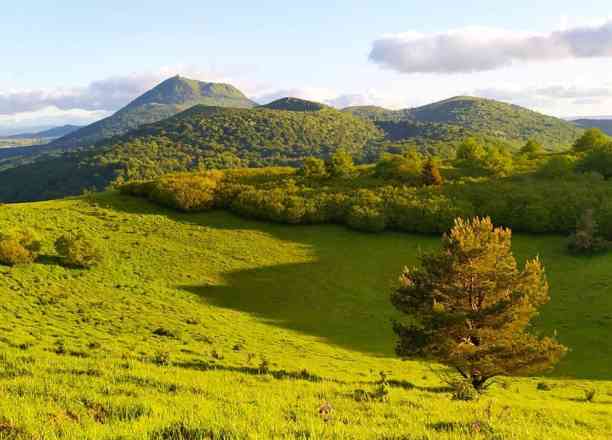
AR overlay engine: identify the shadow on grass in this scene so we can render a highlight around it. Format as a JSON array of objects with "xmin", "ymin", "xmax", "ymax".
[
  {"xmin": 179, "ymin": 258, "xmax": 398, "ymax": 357},
  {"xmin": 36, "ymin": 254, "xmax": 64, "ymax": 266}
]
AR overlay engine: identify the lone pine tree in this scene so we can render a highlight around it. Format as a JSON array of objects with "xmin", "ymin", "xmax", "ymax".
[{"xmin": 391, "ymin": 217, "xmax": 566, "ymax": 390}]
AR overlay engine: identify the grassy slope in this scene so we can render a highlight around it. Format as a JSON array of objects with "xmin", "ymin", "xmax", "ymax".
[{"xmin": 0, "ymin": 193, "xmax": 610, "ymax": 439}]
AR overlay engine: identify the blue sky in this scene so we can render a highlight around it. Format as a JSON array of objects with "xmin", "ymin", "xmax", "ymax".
[{"xmin": 2, "ymin": 1, "xmax": 612, "ymax": 130}]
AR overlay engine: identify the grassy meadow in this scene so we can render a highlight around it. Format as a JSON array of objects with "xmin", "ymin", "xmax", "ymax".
[{"xmin": 0, "ymin": 192, "xmax": 610, "ymax": 439}]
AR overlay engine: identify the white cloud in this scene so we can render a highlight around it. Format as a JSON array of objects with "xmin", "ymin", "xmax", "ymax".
[
  {"xmin": 0, "ymin": 74, "xmax": 161, "ymax": 115},
  {"xmin": 0, "ymin": 66, "xmax": 238, "ymax": 116},
  {"xmin": 369, "ymin": 20, "xmax": 612, "ymax": 74},
  {"xmin": 0, "ymin": 106, "xmax": 111, "ymax": 131}
]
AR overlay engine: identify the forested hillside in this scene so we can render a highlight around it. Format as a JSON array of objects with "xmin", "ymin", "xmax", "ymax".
[
  {"xmin": 0, "ymin": 105, "xmax": 382, "ymax": 201},
  {"xmin": 0, "ymin": 93, "xmax": 586, "ymax": 203}
]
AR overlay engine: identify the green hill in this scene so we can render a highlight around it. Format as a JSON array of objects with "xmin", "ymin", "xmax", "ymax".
[
  {"xmin": 345, "ymin": 96, "xmax": 583, "ymax": 149},
  {"xmin": 0, "ymin": 192, "xmax": 610, "ymax": 438},
  {"xmin": 48, "ymin": 76, "xmax": 256, "ymax": 149},
  {"xmin": 0, "ymin": 105, "xmax": 381, "ymax": 202},
  {"xmin": 260, "ymin": 97, "xmax": 329, "ymax": 112},
  {"xmin": 574, "ymin": 119, "xmax": 612, "ymax": 135}
]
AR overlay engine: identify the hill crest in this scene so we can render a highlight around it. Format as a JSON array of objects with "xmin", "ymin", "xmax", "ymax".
[{"xmin": 260, "ymin": 97, "xmax": 328, "ymax": 112}]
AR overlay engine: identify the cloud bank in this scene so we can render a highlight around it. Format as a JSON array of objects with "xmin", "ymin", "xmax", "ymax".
[
  {"xmin": 370, "ymin": 20, "xmax": 612, "ymax": 74},
  {"xmin": 0, "ymin": 74, "xmax": 163, "ymax": 116}
]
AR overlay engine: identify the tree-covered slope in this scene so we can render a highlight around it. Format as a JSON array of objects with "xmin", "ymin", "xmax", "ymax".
[
  {"xmin": 0, "ymin": 105, "xmax": 382, "ymax": 201},
  {"xmin": 345, "ymin": 97, "xmax": 583, "ymax": 149},
  {"xmin": 48, "ymin": 76, "xmax": 256, "ymax": 149},
  {"xmin": 574, "ymin": 119, "xmax": 612, "ymax": 135}
]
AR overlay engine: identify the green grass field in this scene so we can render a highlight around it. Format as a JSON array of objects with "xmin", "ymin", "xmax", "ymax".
[{"xmin": 0, "ymin": 193, "xmax": 610, "ymax": 439}]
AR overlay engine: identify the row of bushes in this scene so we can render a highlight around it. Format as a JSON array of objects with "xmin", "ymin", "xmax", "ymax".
[
  {"xmin": 0, "ymin": 230, "xmax": 101, "ymax": 268},
  {"xmin": 119, "ymin": 168, "xmax": 612, "ymax": 235}
]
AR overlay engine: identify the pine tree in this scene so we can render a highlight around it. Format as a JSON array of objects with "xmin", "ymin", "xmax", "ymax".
[
  {"xmin": 391, "ymin": 217, "xmax": 567, "ymax": 390},
  {"xmin": 421, "ymin": 158, "xmax": 443, "ymax": 186}
]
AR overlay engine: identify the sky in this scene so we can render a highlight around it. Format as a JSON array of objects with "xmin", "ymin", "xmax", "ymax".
[{"xmin": 2, "ymin": 0, "xmax": 612, "ymax": 131}]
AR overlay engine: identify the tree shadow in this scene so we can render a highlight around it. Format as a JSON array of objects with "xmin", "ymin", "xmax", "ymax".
[
  {"xmin": 179, "ymin": 259, "xmax": 400, "ymax": 357},
  {"xmin": 36, "ymin": 254, "xmax": 64, "ymax": 267}
]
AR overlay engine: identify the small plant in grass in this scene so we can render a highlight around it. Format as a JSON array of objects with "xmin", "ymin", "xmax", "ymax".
[
  {"xmin": 537, "ymin": 382, "xmax": 552, "ymax": 391},
  {"xmin": 152, "ymin": 350, "xmax": 171, "ymax": 366},
  {"xmin": 211, "ymin": 349, "xmax": 224, "ymax": 360},
  {"xmin": 450, "ymin": 378, "xmax": 479, "ymax": 401},
  {"xmin": 246, "ymin": 353, "xmax": 256, "ymax": 364},
  {"xmin": 0, "ymin": 229, "xmax": 41, "ymax": 266},
  {"xmin": 353, "ymin": 389, "xmax": 371, "ymax": 402},
  {"xmin": 258, "ymin": 357, "xmax": 270, "ymax": 374},
  {"xmin": 373, "ymin": 371, "xmax": 391, "ymax": 402},
  {"xmin": 55, "ymin": 232, "xmax": 102, "ymax": 269},
  {"xmin": 584, "ymin": 388, "xmax": 597, "ymax": 402}
]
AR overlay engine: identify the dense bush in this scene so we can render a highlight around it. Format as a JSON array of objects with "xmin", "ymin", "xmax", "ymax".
[
  {"xmin": 327, "ymin": 149, "xmax": 356, "ymax": 178},
  {"xmin": 301, "ymin": 157, "xmax": 328, "ymax": 179},
  {"xmin": 537, "ymin": 155, "xmax": 576, "ymax": 178},
  {"xmin": 0, "ymin": 229, "xmax": 41, "ymax": 266},
  {"xmin": 55, "ymin": 233, "xmax": 102, "ymax": 269},
  {"xmin": 573, "ymin": 128, "xmax": 609, "ymax": 153},
  {"xmin": 567, "ymin": 210, "xmax": 610, "ymax": 255},
  {"xmin": 120, "ymin": 164, "xmax": 612, "ymax": 238},
  {"xmin": 374, "ymin": 152, "xmax": 422, "ymax": 182},
  {"xmin": 576, "ymin": 144, "xmax": 612, "ymax": 179}
]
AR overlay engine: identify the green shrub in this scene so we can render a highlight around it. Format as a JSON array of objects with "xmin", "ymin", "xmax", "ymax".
[
  {"xmin": 450, "ymin": 379, "xmax": 479, "ymax": 401},
  {"xmin": 0, "ymin": 229, "xmax": 41, "ymax": 266},
  {"xmin": 573, "ymin": 128, "xmax": 609, "ymax": 153},
  {"xmin": 537, "ymin": 155, "xmax": 576, "ymax": 178},
  {"xmin": 576, "ymin": 144, "xmax": 612, "ymax": 179},
  {"xmin": 375, "ymin": 152, "xmax": 422, "ymax": 182},
  {"xmin": 327, "ymin": 149, "xmax": 355, "ymax": 178},
  {"xmin": 584, "ymin": 388, "xmax": 597, "ymax": 402},
  {"xmin": 301, "ymin": 157, "xmax": 328, "ymax": 179},
  {"xmin": 568, "ymin": 210, "xmax": 610, "ymax": 255},
  {"xmin": 54, "ymin": 233, "xmax": 102, "ymax": 269}
]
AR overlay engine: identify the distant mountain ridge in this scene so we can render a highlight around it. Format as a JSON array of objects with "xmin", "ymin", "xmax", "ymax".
[
  {"xmin": 6, "ymin": 125, "xmax": 81, "ymax": 140},
  {"xmin": 573, "ymin": 119, "xmax": 612, "ymax": 135},
  {"xmin": 49, "ymin": 76, "xmax": 256, "ymax": 149}
]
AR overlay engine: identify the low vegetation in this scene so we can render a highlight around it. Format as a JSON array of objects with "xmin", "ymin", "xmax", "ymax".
[
  {"xmin": 55, "ymin": 232, "xmax": 102, "ymax": 268},
  {"xmin": 0, "ymin": 193, "xmax": 610, "ymax": 438}
]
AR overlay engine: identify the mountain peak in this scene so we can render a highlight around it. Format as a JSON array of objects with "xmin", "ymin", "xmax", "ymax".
[
  {"xmin": 50, "ymin": 76, "xmax": 255, "ymax": 149},
  {"xmin": 126, "ymin": 76, "xmax": 252, "ymax": 109}
]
